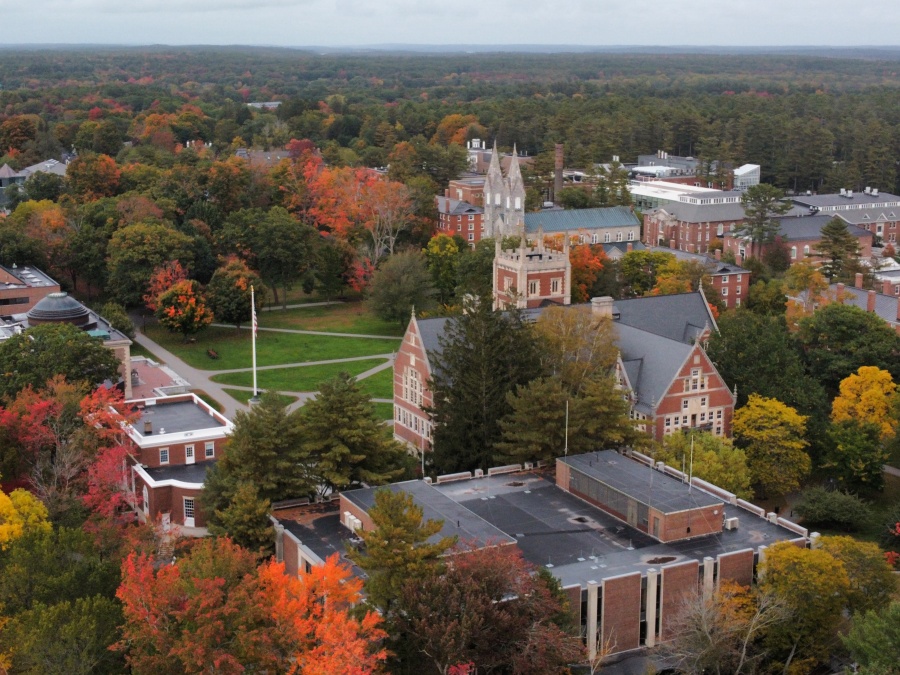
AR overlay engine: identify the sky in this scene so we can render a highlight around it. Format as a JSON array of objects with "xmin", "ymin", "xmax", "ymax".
[{"xmin": 1, "ymin": 0, "xmax": 899, "ymax": 48}]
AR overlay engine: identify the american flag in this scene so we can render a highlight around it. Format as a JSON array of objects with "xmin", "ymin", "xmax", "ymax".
[{"xmin": 251, "ymin": 286, "xmax": 258, "ymax": 337}]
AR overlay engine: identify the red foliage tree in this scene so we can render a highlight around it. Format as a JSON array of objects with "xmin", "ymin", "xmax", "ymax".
[
  {"xmin": 143, "ymin": 260, "xmax": 188, "ymax": 312},
  {"xmin": 569, "ymin": 243, "xmax": 606, "ymax": 303}
]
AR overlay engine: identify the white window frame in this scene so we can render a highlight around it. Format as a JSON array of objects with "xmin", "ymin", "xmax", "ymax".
[{"xmin": 159, "ymin": 447, "xmax": 169, "ymax": 465}]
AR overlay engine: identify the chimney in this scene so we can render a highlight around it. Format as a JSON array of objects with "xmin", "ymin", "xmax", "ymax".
[
  {"xmin": 144, "ymin": 420, "xmax": 152, "ymax": 435},
  {"xmin": 626, "ymin": 242, "xmax": 633, "ymax": 252},
  {"xmin": 855, "ymin": 272, "xmax": 864, "ymax": 289},
  {"xmin": 591, "ymin": 296, "xmax": 614, "ymax": 318},
  {"xmin": 868, "ymin": 290, "xmax": 877, "ymax": 313},
  {"xmin": 884, "ymin": 279, "xmax": 893, "ymax": 296},
  {"xmin": 714, "ymin": 249, "xmax": 722, "ymax": 260},
  {"xmin": 554, "ymin": 144, "xmax": 564, "ymax": 201},
  {"xmin": 836, "ymin": 282, "xmax": 845, "ymax": 302},
  {"xmin": 669, "ymin": 238, "xmax": 676, "ymax": 249}
]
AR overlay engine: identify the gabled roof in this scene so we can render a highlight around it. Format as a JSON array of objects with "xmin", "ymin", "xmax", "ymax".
[
  {"xmin": 830, "ymin": 285, "xmax": 900, "ymax": 327},
  {"xmin": 644, "ymin": 246, "xmax": 749, "ymax": 276},
  {"xmin": 436, "ymin": 197, "xmax": 483, "ymax": 216},
  {"xmin": 773, "ymin": 215, "xmax": 872, "ymax": 242},
  {"xmin": 613, "ymin": 292, "xmax": 716, "ymax": 342},
  {"xmin": 837, "ymin": 208, "xmax": 900, "ymax": 225},
  {"xmin": 0, "ymin": 164, "xmax": 18, "ymax": 179},
  {"xmin": 524, "ymin": 206, "xmax": 640, "ymax": 234},
  {"xmin": 617, "ymin": 323, "xmax": 694, "ymax": 414}
]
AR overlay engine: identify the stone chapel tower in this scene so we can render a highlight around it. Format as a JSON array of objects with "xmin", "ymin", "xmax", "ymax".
[{"xmin": 483, "ymin": 141, "xmax": 526, "ymax": 239}]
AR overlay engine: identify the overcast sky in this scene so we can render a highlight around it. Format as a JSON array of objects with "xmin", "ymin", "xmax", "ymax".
[{"xmin": 1, "ymin": 0, "xmax": 898, "ymax": 48}]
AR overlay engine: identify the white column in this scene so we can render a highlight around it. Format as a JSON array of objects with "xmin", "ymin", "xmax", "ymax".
[
  {"xmin": 702, "ymin": 557, "xmax": 715, "ymax": 600},
  {"xmin": 587, "ymin": 582, "xmax": 599, "ymax": 661},
  {"xmin": 645, "ymin": 569, "xmax": 658, "ymax": 648}
]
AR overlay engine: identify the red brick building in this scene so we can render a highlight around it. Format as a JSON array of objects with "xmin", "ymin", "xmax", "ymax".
[
  {"xmin": 493, "ymin": 236, "xmax": 571, "ymax": 309},
  {"xmin": 435, "ymin": 196, "xmax": 484, "ymax": 246},
  {"xmin": 0, "ymin": 264, "xmax": 60, "ymax": 313},
  {"xmin": 643, "ymin": 199, "xmax": 747, "ymax": 253},
  {"xmin": 644, "ymin": 247, "xmax": 751, "ymax": 310},
  {"xmin": 124, "ymin": 393, "xmax": 234, "ymax": 531},
  {"xmin": 393, "ymin": 290, "xmax": 734, "ymax": 455},
  {"xmin": 446, "ymin": 177, "xmax": 486, "ymax": 207}
]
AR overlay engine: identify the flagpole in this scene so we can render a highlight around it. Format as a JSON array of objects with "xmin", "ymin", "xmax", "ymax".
[{"xmin": 249, "ymin": 285, "xmax": 260, "ymax": 406}]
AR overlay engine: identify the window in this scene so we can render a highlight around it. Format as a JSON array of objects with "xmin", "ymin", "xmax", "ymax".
[
  {"xmin": 403, "ymin": 367, "xmax": 423, "ymax": 407},
  {"xmin": 736, "ymin": 274, "xmax": 742, "ymax": 283},
  {"xmin": 604, "ymin": 233, "xmax": 611, "ymax": 243},
  {"xmin": 691, "ymin": 368, "xmax": 701, "ymax": 390},
  {"xmin": 205, "ymin": 441, "xmax": 215, "ymax": 459},
  {"xmin": 468, "ymin": 223, "xmax": 474, "ymax": 231},
  {"xmin": 700, "ymin": 397, "xmax": 707, "ymax": 407},
  {"xmin": 514, "ymin": 197, "xmax": 521, "ymax": 210},
  {"xmin": 468, "ymin": 214, "xmax": 474, "ymax": 221},
  {"xmin": 627, "ymin": 231, "xmax": 635, "ymax": 241},
  {"xmin": 682, "ymin": 415, "xmax": 688, "ymax": 425},
  {"xmin": 717, "ymin": 410, "xmax": 723, "ymax": 419},
  {"xmin": 791, "ymin": 246, "xmax": 797, "ymax": 259},
  {"xmin": 736, "ymin": 286, "xmax": 741, "ymax": 295},
  {"xmin": 804, "ymin": 245, "xmax": 810, "ymax": 256},
  {"xmin": 551, "ymin": 278, "xmax": 560, "ymax": 294},
  {"xmin": 495, "ymin": 193, "xmax": 500, "ymax": 205},
  {"xmin": 591, "ymin": 233, "xmax": 599, "ymax": 244},
  {"xmin": 528, "ymin": 280, "xmax": 538, "ymax": 296},
  {"xmin": 722, "ymin": 287, "xmax": 728, "ymax": 296},
  {"xmin": 503, "ymin": 277, "xmax": 512, "ymax": 291},
  {"xmin": 616, "ymin": 231, "xmax": 623, "ymax": 242},
  {"xmin": 665, "ymin": 417, "xmax": 671, "ymax": 427},
  {"xmin": 682, "ymin": 399, "xmax": 689, "ymax": 410},
  {"xmin": 184, "ymin": 498, "xmax": 195, "ymax": 520},
  {"xmin": 468, "ymin": 233, "xmax": 474, "ymax": 241},
  {"xmin": 159, "ymin": 448, "xmax": 169, "ymax": 464}
]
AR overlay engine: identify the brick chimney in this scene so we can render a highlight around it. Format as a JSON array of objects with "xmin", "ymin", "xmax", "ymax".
[
  {"xmin": 714, "ymin": 249, "xmax": 722, "ymax": 261},
  {"xmin": 626, "ymin": 242, "xmax": 633, "ymax": 252},
  {"xmin": 591, "ymin": 296, "xmax": 614, "ymax": 318},
  {"xmin": 868, "ymin": 289, "xmax": 877, "ymax": 313},
  {"xmin": 855, "ymin": 272, "xmax": 864, "ymax": 289},
  {"xmin": 735, "ymin": 254, "xmax": 743, "ymax": 266},
  {"xmin": 896, "ymin": 297, "xmax": 900, "ymax": 323},
  {"xmin": 554, "ymin": 144, "xmax": 564, "ymax": 202},
  {"xmin": 883, "ymin": 279, "xmax": 894, "ymax": 296},
  {"xmin": 144, "ymin": 420, "xmax": 152, "ymax": 435}
]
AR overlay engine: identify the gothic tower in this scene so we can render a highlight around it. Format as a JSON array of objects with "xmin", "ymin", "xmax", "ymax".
[{"xmin": 483, "ymin": 142, "xmax": 527, "ymax": 239}]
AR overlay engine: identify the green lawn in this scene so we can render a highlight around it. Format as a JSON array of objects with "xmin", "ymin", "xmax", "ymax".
[
  {"xmin": 357, "ymin": 366, "xmax": 395, "ymax": 400},
  {"xmin": 191, "ymin": 389, "xmax": 224, "ymax": 413},
  {"xmin": 143, "ymin": 324, "xmax": 399, "ymax": 371},
  {"xmin": 258, "ymin": 302, "xmax": 404, "ymax": 337},
  {"xmin": 222, "ymin": 388, "xmax": 298, "ymax": 407},
  {"xmin": 372, "ymin": 402, "xmax": 394, "ymax": 420},
  {"xmin": 211, "ymin": 358, "xmax": 389, "ymax": 392},
  {"xmin": 130, "ymin": 341, "xmax": 160, "ymax": 361}
]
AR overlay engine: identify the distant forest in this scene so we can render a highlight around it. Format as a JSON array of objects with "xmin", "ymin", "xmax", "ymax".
[{"xmin": 2, "ymin": 48, "xmax": 900, "ymax": 193}]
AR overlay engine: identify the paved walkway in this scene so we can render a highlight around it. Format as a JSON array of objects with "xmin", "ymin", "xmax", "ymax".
[
  {"xmin": 132, "ymin": 305, "xmax": 397, "ymax": 421},
  {"xmin": 210, "ymin": 322, "xmax": 397, "ymax": 340},
  {"xmin": 885, "ymin": 464, "xmax": 900, "ymax": 478}
]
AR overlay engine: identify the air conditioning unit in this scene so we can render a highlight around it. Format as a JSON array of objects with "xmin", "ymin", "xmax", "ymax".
[{"xmin": 724, "ymin": 517, "xmax": 739, "ymax": 531}]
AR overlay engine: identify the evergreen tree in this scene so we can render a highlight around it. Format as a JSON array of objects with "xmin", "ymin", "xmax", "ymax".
[
  {"xmin": 208, "ymin": 481, "xmax": 274, "ymax": 555},
  {"xmin": 368, "ymin": 249, "xmax": 436, "ymax": 326},
  {"xmin": 815, "ymin": 216, "xmax": 860, "ymax": 281},
  {"xmin": 736, "ymin": 184, "xmax": 792, "ymax": 258},
  {"xmin": 302, "ymin": 372, "xmax": 407, "ymax": 494},
  {"xmin": 428, "ymin": 298, "xmax": 542, "ymax": 473},
  {"xmin": 202, "ymin": 393, "xmax": 313, "ymax": 531},
  {"xmin": 347, "ymin": 489, "xmax": 456, "ymax": 616}
]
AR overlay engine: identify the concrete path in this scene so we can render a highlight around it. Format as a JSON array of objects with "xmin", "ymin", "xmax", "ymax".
[
  {"xmin": 260, "ymin": 301, "xmax": 343, "ymax": 312},
  {"xmin": 884, "ymin": 464, "xmax": 900, "ymax": 478},
  {"xmin": 132, "ymin": 306, "xmax": 397, "ymax": 422}
]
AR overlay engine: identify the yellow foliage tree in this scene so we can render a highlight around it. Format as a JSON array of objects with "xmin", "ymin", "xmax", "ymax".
[
  {"xmin": 831, "ymin": 366, "xmax": 898, "ymax": 441},
  {"xmin": 0, "ymin": 485, "xmax": 51, "ymax": 550},
  {"xmin": 732, "ymin": 394, "xmax": 811, "ymax": 498}
]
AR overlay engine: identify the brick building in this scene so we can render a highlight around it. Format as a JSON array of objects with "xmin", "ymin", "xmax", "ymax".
[
  {"xmin": 435, "ymin": 196, "xmax": 485, "ymax": 245},
  {"xmin": 124, "ymin": 393, "xmax": 234, "ymax": 530},
  {"xmin": 643, "ymin": 198, "xmax": 746, "ymax": 253},
  {"xmin": 644, "ymin": 247, "xmax": 751, "ymax": 310},
  {"xmin": 273, "ymin": 451, "xmax": 808, "ymax": 661},
  {"xmin": 393, "ymin": 290, "xmax": 734, "ymax": 454},
  {"xmin": 493, "ymin": 235, "xmax": 572, "ymax": 310},
  {"xmin": 0, "ymin": 264, "xmax": 60, "ymax": 314},
  {"xmin": 446, "ymin": 176, "xmax": 486, "ymax": 207}
]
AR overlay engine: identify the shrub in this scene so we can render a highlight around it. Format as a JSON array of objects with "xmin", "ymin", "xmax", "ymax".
[{"xmin": 794, "ymin": 486, "xmax": 872, "ymax": 532}]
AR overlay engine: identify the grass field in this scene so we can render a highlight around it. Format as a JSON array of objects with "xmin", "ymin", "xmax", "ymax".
[
  {"xmin": 191, "ymin": 389, "xmax": 224, "ymax": 413},
  {"xmin": 222, "ymin": 388, "xmax": 298, "ymax": 407},
  {"xmin": 130, "ymin": 342, "xmax": 160, "ymax": 361},
  {"xmin": 211, "ymin": 358, "xmax": 389, "ymax": 392},
  {"xmin": 357, "ymin": 366, "xmax": 395, "ymax": 400},
  {"xmin": 143, "ymin": 324, "xmax": 399, "ymax": 371},
  {"xmin": 258, "ymin": 302, "xmax": 404, "ymax": 337},
  {"xmin": 372, "ymin": 402, "xmax": 394, "ymax": 420}
]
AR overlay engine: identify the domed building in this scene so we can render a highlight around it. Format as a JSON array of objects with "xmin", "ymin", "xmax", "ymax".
[{"xmin": 1, "ymin": 288, "xmax": 133, "ymax": 398}]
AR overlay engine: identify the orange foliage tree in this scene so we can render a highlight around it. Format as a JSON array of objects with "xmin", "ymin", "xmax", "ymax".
[
  {"xmin": 143, "ymin": 260, "xmax": 188, "ymax": 312},
  {"xmin": 116, "ymin": 539, "xmax": 386, "ymax": 675},
  {"xmin": 66, "ymin": 153, "xmax": 121, "ymax": 200},
  {"xmin": 569, "ymin": 243, "xmax": 606, "ymax": 303},
  {"xmin": 155, "ymin": 279, "xmax": 214, "ymax": 341}
]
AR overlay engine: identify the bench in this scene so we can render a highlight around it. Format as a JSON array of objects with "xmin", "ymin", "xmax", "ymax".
[{"xmin": 206, "ymin": 348, "xmax": 220, "ymax": 360}]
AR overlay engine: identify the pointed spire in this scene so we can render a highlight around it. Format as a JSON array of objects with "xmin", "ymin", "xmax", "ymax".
[
  {"xmin": 487, "ymin": 139, "xmax": 502, "ymax": 178},
  {"xmin": 537, "ymin": 225, "xmax": 545, "ymax": 253},
  {"xmin": 508, "ymin": 144, "xmax": 522, "ymax": 184}
]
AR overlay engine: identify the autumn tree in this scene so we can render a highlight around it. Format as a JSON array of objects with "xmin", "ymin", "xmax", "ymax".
[
  {"xmin": 831, "ymin": 366, "xmax": 898, "ymax": 441},
  {"xmin": 619, "ymin": 249, "xmax": 675, "ymax": 296},
  {"xmin": 425, "ymin": 233, "xmax": 463, "ymax": 305},
  {"xmin": 364, "ymin": 178, "xmax": 413, "ymax": 262},
  {"xmin": 569, "ymin": 243, "xmax": 606, "ymax": 303},
  {"xmin": 302, "ymin": 373, "xmax": 407, "ymax": 494},
  {"xmin": 143, "ymin": 261, "xmax": 189, "ymax": 312},
  {"xmin": 65, "ymin": 153, "xmax": 121, "ymax": 200},
  {"xmin": 796, "ymin": 303, "xmax": 900, "ymax": 395},
  {"xmin": 0, "ymin": 485, "xmax": 51, "ymax": 550},
  {"xmin": 732, "ymin": 394, "xmax": 811, "ymax": 498},
  {"xmin": 368, "ymin": 249, "xmax": 436, "ymax": 327},
  {"xmin": 347, "ymin": 488, "xmax": 456, "ymax": 616},
  {"xmin": 735, "ymin": 184, "xmax": 792, "ymax": 258},
  {"xmin": 107, "ymin": 222, "xmax": 195, "ymax": 306},
  {"xmin": 206, "ymin": 256, "xmax": 263, "ymax": 330},
  {"xmin": 0, "ymin": 324, "xmax": 120, "ymax": 399},
  {"xmin": 395, "ymin": 544, "xmax": 583, "ymax": 674},
  {"xmin": 818, "ymin": 535, "xmax": 896, "ymax": 615},
  {"xmin": 155, "ymin": 279, "xmax": 214, "ymax": 341},
  {"xmin": 661, "ymin": 581, "xmax": 786, "ymax": 675},
  {"xmin": 656, "ymin": 431, "xmax": 754, "ymax": 499}
]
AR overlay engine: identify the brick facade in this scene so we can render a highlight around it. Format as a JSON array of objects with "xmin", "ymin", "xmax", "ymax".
[
  {"xmin": 601, "ymin": 572, "xmax": 642, "ymax": 653},
  {"xmin": 659, "ymin": 561, "xmax": 700, "ymax": 641}
]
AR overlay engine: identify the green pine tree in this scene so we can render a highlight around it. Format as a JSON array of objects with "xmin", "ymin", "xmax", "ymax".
[
  {"xmin": 208, "ymin": 481, "xmax": 274, "ymax": 555},
  {"xmin": 815, "ymin": 217, "xmax": 860, "ymax": 281},
  {"xmin": 302, "ymin": 372, "xmax": 407, "ymax": 494}
]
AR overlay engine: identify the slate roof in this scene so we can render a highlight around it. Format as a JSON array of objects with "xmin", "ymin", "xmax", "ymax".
[
  {"xmin": 837, "ymin": 208, "xmax": 900, "ymax": 225},
  {"xmin": 655, "ymin": 201, "xmax": 746, "ymax": 223},
  {"xmin": 523, "ymin": 206, "xmax": 640, "ymax": 234},
  {"xmin": 18, "ymin": 159, "xmax": 67, "ymax": 178},
  {"xmin": 0, "ymin": 164, "xmax": 17, "ymax": 179},
  {"xmin": 603, "ymin": 241, "xmax": 647, "ymax": 259},
  {"xmin": 612, "ymin": 292, "xmax": 715, "ymax": 343},
  {"xmin": 774, "ymin": 215, "xmax": 872, "ymax": 242},
  {"xmin": 617, "ymin": 323, "xmax": 693, "ymax": 414},
  {"xmin": 831, "ymin": 285, "xmax": 900, "ymax": 326},
  {"xmin": 436, "ymin": 197, "xmax": 483, "ymax": 216}
]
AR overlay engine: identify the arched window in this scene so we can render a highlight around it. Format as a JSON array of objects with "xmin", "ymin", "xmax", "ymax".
[
  {"xmin": 791, "ymin": 246, "xmax": 797, "ymax": 259},
  {"xmin": 803, "ymin": 245, "xmax": 810, "ymax": 256}
]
